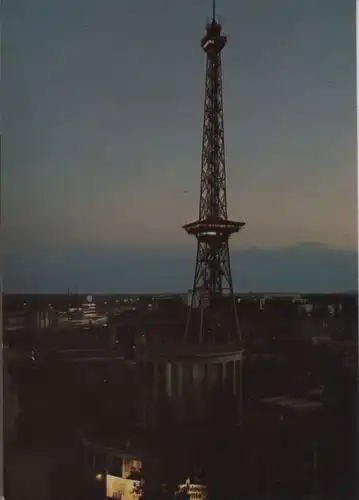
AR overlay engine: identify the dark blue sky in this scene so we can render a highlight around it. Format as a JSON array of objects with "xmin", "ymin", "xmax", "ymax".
[{"xmin": 3, "ymin": 0, "xmax": 357, "ymax": 293}]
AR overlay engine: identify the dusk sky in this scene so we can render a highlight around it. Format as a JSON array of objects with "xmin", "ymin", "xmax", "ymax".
[{"xmin": 3, "ymin": 0, "xmax": 357, "ymax": 293}]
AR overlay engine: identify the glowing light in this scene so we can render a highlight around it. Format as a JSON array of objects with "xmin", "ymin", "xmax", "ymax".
[
  {"xmin": 203, "ymin": 39, "xmax": 215, "ymax": 49},
  {"xmin": 95, "ymin": 473, "xmax": 103, "ymax": 481}
]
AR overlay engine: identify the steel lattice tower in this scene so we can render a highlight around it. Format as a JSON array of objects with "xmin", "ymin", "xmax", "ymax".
[{"xmin": 183, "ymin": 1, "xmax": 245, "ymax": 344}]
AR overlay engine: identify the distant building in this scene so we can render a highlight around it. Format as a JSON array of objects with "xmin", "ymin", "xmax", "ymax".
[
  {"xmin": 4, "ymin": 308, "xmax": 59, "ymax": 333},
  {"xmin": 82, "ymin": 296, "xmax": 97, "ymax": 321}
]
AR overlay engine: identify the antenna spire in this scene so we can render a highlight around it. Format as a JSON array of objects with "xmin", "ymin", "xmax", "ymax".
[{"xmin": 212, "ymin": 0, "xmax": 216, "ymax": 21}]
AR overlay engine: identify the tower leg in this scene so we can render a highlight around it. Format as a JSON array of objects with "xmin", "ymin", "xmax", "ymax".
[
  {"xmin": 185, "ymin": 245, "xmax": 202, "ymax": 342},
  {"xmin": 223, "ymin": 241, "xmax": 241, "ymax": 343}
]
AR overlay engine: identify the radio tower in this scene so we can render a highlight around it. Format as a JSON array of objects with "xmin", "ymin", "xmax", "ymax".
[{"xmin": 183, "ymin": 0, "xmax": 245, "ymax": 344}]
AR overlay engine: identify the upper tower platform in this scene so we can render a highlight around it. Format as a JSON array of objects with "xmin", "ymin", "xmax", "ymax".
[{"xmin": 201, "ymin": 1, "xmax": 226, "ymax": 55}]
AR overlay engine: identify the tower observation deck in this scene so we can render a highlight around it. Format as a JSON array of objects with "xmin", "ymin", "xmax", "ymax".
[{"xmin": 183, "ymin": 1, "xmax": 245, "ymax": 344}]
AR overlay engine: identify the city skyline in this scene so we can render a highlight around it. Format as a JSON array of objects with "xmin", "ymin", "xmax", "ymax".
[{"xmin": 3, "ymin": 0, "xmax": 357, "ymax": 292}]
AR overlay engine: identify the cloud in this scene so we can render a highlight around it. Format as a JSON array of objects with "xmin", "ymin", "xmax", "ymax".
[{"xmin": 3, "ymin": 242, "xmax": 357, "ymax": 294}]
